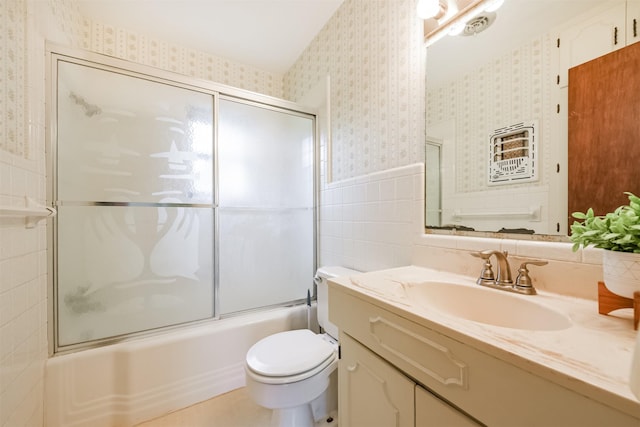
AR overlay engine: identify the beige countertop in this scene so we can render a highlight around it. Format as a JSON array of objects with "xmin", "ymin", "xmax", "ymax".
[{"xmin": 330, "ymin": 265, "xmax": 640, "ymax": 419}]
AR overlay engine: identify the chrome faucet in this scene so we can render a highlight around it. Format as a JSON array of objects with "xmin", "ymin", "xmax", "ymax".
[{"xmin": 470, "ymin": 250, "xmax": 547, "ymax": 295}]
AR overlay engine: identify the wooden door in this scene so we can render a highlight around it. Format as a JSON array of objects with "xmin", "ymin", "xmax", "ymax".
[{"xmin": 568, "ymin": 41, "xmax": 640, "ymax": 227}]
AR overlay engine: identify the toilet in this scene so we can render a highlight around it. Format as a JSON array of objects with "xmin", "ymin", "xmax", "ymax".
[{"xmin": 245, "ymin": 266, "xmax": 359, "ymax": 427}]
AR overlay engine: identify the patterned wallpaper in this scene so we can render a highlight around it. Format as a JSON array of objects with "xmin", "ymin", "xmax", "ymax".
[
  {"xmin": 79, "ymin": 18, "xmax": 283, "ymax": 98},
  {"xmin": 1, "ymin": 0, "xmax": 27, "ymax": 158},
  {"xmin": 426, "ymin": 35, "xmax": 553, "ymax": 193},
  {"xmin": 0, "ymin": 0, "xmax": 85, "ymax": 159},
  {"xmin": 6, "ymin": 0, "xmax": 427, "ymax": 176},
  {"xmin": 284, "ymin": 0, "xmax": 426, "ymax": 182},
  {"xmin": 28, "ymin": 0, "xmax": 283, "ymax": 99},
  {"xmin": 49, "ymin": 0, "xmax": 85, "ymax": 44}
]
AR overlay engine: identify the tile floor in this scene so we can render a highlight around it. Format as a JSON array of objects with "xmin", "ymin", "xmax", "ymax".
[{"xmin": 134, "ymin": 387, "xmax": 271, "ymax": 427}]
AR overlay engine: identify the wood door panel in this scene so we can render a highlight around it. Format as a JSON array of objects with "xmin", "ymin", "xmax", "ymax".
[{"xmin": 568, "ymin": 41, "xmax": 640, "ymax": 227}]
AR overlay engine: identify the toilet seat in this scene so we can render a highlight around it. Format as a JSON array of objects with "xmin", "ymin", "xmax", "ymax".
[{"xmin": 246, "ymin": 329, "xmax": 337, "ymax": 385}]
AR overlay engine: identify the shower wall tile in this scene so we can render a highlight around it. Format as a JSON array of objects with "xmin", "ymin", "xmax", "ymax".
[
  {"xmin": 0, "ymin": 155, "xmax": 49, "ymax": 427},
  {"xmin": 1, "ymin": 0, "xmax": 85, "ymax": 425}
]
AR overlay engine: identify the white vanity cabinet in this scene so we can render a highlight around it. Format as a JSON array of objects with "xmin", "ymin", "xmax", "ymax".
[
  {"xmin": 330, "ymin": 286, "xmax": 640, "ymax": 427},
  {"xmin": 339, "ymin": 332, "xmax": 479, "ymax": 427},
  {"xmin": 415, "ymin": 385, "xmax": 480, "ymax": 427},
  {"xmin": 338, "ymin": 333, "xmax": 415, "ymax": 427},
  {"xmin": 557, "ymin": 0, "xmax": 640, "ymax": 87}
]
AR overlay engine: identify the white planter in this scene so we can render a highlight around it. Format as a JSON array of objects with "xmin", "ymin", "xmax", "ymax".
[{"xmin": 602, "ymin": 250, "xmax": 640, "ymax": 298}]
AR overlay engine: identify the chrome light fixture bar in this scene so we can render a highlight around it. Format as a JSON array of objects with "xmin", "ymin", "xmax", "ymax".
[{"xmin": 422, "ymin": 0, "xmax": 506, "ymax": 46}]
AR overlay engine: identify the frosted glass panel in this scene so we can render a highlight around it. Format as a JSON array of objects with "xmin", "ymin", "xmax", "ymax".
[
  {"xmin": 57, "ymin": 61, "xmax": 213, "ymax": 204},
  {"xmin": 218, "ymin": 99, "xmax": 315, "ymax": 315},
  {"xmin": 56, "ymin": 205, "xmax": 213, "ymax": 346},
  {"xmin": 218, "ymin": 208, "xmax": 314, "ymax": 314},
  {"xmin": 52, "ymin": 57, "xmax": 315, "ymax": 348},
  {"xmin": 218, "ymin": 99, "xmax": 314, "ymax": 208}
]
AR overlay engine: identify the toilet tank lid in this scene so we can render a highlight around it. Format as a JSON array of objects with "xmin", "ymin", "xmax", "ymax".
[{"xmin": 315, "ymin": 266, "xmax": 360, "ymax": 280}]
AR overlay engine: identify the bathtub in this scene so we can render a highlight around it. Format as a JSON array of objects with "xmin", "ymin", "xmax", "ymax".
[{"xmin": 44, "ymin": 305, "xmax": 310, "ymax": 427}]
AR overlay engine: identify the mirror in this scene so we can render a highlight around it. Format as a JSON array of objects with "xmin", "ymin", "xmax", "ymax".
[{"xmin": 425, "ymin": 0, "xmax": 602, "ymax": 236}]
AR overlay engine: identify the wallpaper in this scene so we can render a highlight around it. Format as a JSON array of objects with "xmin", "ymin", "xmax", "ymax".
[
  {"xmin": 426, "ymin": 35, "xmax": 553, "ymax": 193},
  {"xmin": 1, "ymin": 0, "xmax": 26, "ymax": 157},
  {"xmin": 79, "ymin": 19, "xmax": 283, "ymax": 98},
  {"xmin": 284, "ymin": 0, "xmax": 426, "ymax": 182}
]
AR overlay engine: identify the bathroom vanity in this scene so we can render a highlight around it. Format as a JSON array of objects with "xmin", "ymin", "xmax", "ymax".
[{"xmin": 329, "ymin": 266, "xmax": 640, "ymax": 426}]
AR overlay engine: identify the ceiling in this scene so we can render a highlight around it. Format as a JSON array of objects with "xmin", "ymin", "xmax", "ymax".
[
  {"xmin": 76, "ymin": 0, "xmax": 345, "ymax": 74},
  {"xmin": 427, "ymin": 0, "xmax": 602, "ymax": 87}
]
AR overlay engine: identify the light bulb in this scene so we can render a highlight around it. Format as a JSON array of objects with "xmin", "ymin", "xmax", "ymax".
[
  {"xmin": 417, "ymin": 0, "xmax": 441, "ymax": 20},
  {"xmin": 484, "ymin": 0, "xmax": 504, "ymax": 13}
]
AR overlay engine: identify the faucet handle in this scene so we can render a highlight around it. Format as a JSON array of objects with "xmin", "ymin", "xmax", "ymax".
[
  {"xmin": 470, "ymin": 251, "xmax": 496, "ymax": 285},
  {"xmin": 514, "ymin": 260, "xmax": 548, "ymax": 294}
]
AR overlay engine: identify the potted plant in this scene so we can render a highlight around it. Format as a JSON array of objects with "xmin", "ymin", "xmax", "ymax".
[{"xmin": 570, "ymin": 192, "xmax": 640, "ymax": 298}]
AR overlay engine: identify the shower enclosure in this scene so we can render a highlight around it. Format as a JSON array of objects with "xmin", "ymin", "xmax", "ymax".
[{"xmin": 49, "ymin": 48, "xmax": 316, "ymax": 352}]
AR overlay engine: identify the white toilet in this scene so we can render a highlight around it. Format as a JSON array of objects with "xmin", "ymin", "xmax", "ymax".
[{"xmin": 245, "ymin": 266, "xmax": 359, "ymax": 427}]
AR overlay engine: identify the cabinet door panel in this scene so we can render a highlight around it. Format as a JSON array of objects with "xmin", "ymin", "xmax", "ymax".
[
  {"xmin": 558, "ymin": 1, "xmax": 626, "ymax": 87},
  {"xmin": 626, "ymin": 0, "xmax": 640, "ymax": 45},
  {"xmin": 415, "ymin": 385, "xmax": 481, "ymax": 427},
  {"xmin": 339, "ymin": 333, "xmax": 414, "ymax": 427}
]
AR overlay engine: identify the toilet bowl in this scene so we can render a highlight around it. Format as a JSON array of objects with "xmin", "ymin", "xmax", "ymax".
[{"xmin": 245, "ymin": 266, "xmax": 359, "ymax": 427}]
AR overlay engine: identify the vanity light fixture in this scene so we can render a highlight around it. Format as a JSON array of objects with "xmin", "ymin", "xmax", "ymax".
[
  {"xmin": 417, "ymin": 0, "xmax": 447, "ymax": 20},
  {"xmin": 448, "ymin": 21, "xmax": 466, "ymax": 36},
  {"xmin": 422, "ymin": 0, "xmax": 506, "ymax": 46}
]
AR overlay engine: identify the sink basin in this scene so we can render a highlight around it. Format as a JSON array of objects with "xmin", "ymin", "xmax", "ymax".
[{"xmin": 405, "ymin": 281, "xmax": 572, "ymax": 331}]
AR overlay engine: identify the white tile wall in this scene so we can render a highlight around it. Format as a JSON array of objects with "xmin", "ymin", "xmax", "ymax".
[
  {"xmin": 0, "ymin": 150, "xmax": 49, "ymax": 427},
  {"xmin": 0, "ymin": 0, "xmax": 83, "ymax": 425},
  {"xmin": 318, "ymin": 160, "xmax": 604, "ymax": 301},
  {"xmin": 319, "ymin": 163, "xmax": 424, "ymax": 273}
]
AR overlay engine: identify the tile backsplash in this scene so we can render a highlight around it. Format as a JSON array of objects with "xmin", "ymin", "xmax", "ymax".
[
  {"xmin": 412, "ymin": 233, "xmax": 603, "ymax": 300},
  {"xmin": 319, "ymin": 162, "xmax": 604, "ymax": 301}
]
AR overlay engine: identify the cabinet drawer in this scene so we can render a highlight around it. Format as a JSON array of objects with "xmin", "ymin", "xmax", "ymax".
[{"xmin": 330, "ymin": 289, "xmax": 638, "ymax": 426}]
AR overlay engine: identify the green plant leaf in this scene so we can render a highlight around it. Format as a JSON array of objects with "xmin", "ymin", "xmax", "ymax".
[{"xmin": 569, "ymin": 192, "xmax": 640, "ymax": 252}]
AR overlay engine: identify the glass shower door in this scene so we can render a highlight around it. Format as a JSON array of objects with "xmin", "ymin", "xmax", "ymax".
[
  {"xmin": 218, "ymin": 99, "xmax": 315, "ymax": 314},
  {"xmin": 55, "ymin": 61, "xmax": 214, "ymax": 347}
]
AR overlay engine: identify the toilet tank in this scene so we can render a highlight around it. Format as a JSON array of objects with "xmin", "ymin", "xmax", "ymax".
[{"xmin": 315, "ymin": 266, "xmax": 360, "ymax": 339}]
